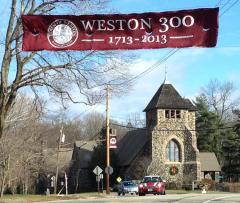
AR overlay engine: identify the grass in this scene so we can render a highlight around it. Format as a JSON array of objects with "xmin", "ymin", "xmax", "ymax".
[{"xmin": 0, "ymin": 193, "xmax": 106, "ymax": 202}]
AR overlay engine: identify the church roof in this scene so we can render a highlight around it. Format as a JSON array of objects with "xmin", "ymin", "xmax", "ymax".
[
  {"xmin": 199, "ymin": 152, "xmax": 221, "ymax": 172},
  {"xmin": 74, "ymin": 141, "xmax": 97, "ymax": 168},
  {"xmin": 117, "ymin": 128, "xmax": 148, "ymax": 166},
  {"xmin": 144, "ymin": 83, "xmax": 197, "ymax": 112}
]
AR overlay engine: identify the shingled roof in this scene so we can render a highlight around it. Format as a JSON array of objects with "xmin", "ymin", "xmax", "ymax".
[
  {"xmin": 74, "ymin": 141, "xmax": 97, "ymax": 168},
  {"xmin": 144, "ymin": 82, "xmax": 197, "ymax": 112},
  {"xmin": 199, "ymin": 152, "xmax": 221, "ymax": 172},
  {"xmin": 117, "ymin": 129, "xmax": 148, "ymax": 166}
]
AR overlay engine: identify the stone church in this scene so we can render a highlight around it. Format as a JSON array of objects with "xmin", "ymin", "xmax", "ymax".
[
  {"xmin": 69, "ymin": 79, "xmax": 221, "ymax": 192},
  {"xmin": 117, "ymin": 80, "xmax": 201, "ymax": 185}
]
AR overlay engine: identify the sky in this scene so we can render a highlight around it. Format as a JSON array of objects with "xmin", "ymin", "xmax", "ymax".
[
  {"xmin": 1, "ymin": 0, "xmax": 240, "ymax": 124},
  {"xmin": 85, "ymin": 0, "xmax": 240, "ymax": 123}
]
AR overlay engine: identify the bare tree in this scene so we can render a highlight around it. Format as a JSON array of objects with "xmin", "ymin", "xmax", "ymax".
[
  {"xmin": 0, "ymin": 94, "xmax": 42, "ymax": 196},
  {"xmin": 81, "ymin": 112, "xmax": 105, "ymax": 139},
  {"xmin": 201, "ymin": 79, "xmax": 239, "ymax": 121},
  {"xmin": 0, "ymin": 0, "xmax": 133, "ymax": 139},
  {"xmin": 126, "ymin": 112, "xmax": 145, "ymax": 128}
]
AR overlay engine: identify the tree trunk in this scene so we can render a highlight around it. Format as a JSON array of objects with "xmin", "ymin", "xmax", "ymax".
[
  {"xmin": 0, "ymin": 100, "xmax": 6, "ymax": 139},
  {"xmin": 0, "ymin": 156, "xmax": 9, "ymax": 197},
  {"xmin": 0, "ymin": 174, "xmax": 6, "ymax": 197}
]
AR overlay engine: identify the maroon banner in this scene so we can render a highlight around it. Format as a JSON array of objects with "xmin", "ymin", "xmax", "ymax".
[
  {"xmin": 109, "ymin": 134, "xmax": 117, "ymax": 149},
  {"xmin": 22, "ymin": 8, "xmax": 218, "ymax": 51}
]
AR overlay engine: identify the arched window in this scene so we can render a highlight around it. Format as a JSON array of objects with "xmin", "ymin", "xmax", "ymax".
[{"xmin": 166, "ymin": 139, "xmax": 180, "ymax": 162}]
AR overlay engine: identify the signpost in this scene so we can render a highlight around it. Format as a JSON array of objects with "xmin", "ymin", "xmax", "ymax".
[{"xmin": 93, "ymin": 165, "xmax": 103, "ymax": 194}]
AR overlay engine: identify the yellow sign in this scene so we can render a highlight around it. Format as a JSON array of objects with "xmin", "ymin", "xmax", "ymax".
[{"xmin": 116, "ymin": 177, "xmax": 122, "ymax": 183}]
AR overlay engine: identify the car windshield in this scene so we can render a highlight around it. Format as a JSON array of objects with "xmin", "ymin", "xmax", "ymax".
[
  {"xmin": 123, "ymin": 182, "xmax": 134, "ymax": 186},
  {"xmin": 143, "ymin": 176, "xmax": 162, "ymax": 183}
]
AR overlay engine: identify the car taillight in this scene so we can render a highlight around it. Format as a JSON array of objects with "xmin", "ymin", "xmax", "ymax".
[{"xmin": 139, "ymin": 184, "xmax": 144, "ymax": 188}]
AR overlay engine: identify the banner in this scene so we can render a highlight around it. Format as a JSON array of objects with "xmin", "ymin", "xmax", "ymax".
[
  {"xmin": 109, "ymin": 133, "xmax": 117, "ymax": 149},
  {"xmin": 22, "ymin": 8, "xmax": 218, "ymax": 51}
]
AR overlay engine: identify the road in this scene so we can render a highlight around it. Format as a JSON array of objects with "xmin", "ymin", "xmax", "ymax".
[{"xmin": 39, "ymin": 193, "xmax": 240, "ymax": 203}]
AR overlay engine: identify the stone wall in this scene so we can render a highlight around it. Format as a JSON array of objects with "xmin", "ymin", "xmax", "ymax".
[{"xmin": 146, "ymin": 109, "xmax": 201, "ymax": 185}]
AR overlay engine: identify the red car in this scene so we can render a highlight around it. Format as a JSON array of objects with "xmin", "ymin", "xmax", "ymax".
[{"xmin": 138, "ymin": 175, "xmax": 166, "ymax": 196}]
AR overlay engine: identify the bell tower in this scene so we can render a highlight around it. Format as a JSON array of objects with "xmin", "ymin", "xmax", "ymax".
[{"xmin": 144, "ymin": 80, "xmax": 201, "ymax": 185}]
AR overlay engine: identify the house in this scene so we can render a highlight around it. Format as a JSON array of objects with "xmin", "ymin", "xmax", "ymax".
[
  {"xmin": 35, "ymin": 147, "xmax": 73, "ymax": 194},
  {"xmin": 69, "ymin": 140, "xmax": 97, "ymax": 192}
]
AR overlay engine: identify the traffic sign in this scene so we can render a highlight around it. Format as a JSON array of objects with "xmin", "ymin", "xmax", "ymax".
[
  {"xmin": 93, "ymin": 166, "xmax": 103, "ymax": 175},
  {"xmin": 116, "ymin": 177, "xmax": 122, "ymax": 183},
  {"xmin": 105, "ymin": 166, "xmax": 113, "ymax": 175}
]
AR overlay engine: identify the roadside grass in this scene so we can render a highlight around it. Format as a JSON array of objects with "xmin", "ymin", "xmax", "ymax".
[
  {"xmin": 0, "ymin": 193, "xmax": 105, "ymax": 202},
  {"xmin": 0, "ymin": 194, "xmax": 68, "ymax": 202},
  {"xmin": 166, "ymin": 189, "xmax": 232, "ymax": 194}
]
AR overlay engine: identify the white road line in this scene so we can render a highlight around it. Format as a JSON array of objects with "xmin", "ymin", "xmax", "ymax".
[
  {"xmin": 81, "ymin": 39, "xmax": 104, "ymax": 42},
  {"xmin": 170, "ymin": 35, "xmax": 194, "ymax": 39},
  {"xmin": 202, "ymin": 195, "xmax": 236, "ymax": 203}
]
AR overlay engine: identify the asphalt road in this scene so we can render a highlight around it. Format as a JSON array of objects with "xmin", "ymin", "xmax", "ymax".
[{"xmin": 39, "ymin": 193, "xmax": 240, "ymax": 203}]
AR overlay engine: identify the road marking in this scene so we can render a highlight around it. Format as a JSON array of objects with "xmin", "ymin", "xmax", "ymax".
[{"xmin": 202, "ymin": 195, "xmax": 235, "ymax": 203}]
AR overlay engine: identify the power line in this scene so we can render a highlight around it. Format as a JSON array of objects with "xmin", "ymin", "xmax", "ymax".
[
  {"xmin": 112, "ymin": 48, "xmax": 180, "ymax": 87},
  {"xmin": 220, "ymin": 0, "xmax": 239, "ymax": 17},
  {"xmin": 129, "ymin": 48, "xmax": 180, "ymax": 84},
  {"xmin": 218, "ymin": 0, "xmax": 232, "ymax": 10},
  {"xmin": 114, "ymin": 2, "xmax": 239, "ymax": 88},
  {"xmin": 110, "ymin": 122, "xmax": 236, "ymax": 132},
  {"xmin": 215, "ymin": 0, "xmax": 223, "ymax": 7}
]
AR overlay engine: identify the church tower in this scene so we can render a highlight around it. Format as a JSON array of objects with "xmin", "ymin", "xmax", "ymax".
[{"xmin": 144, "ymin": 80, "xmax": 201, "ymax": 185}]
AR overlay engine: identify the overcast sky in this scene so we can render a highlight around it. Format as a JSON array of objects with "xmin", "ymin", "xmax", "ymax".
[{"xmin": 1, "ymin": 0, "xmax": 240, "ymax": 124}]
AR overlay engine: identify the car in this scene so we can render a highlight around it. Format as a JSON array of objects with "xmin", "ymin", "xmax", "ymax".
[
  {"xmin": 138, "ymin": 175, "xmax": 166, "ymax": 196},
  {"xmin": 118, "ymin": 181, "xmax": 139, "ymax": 196}
]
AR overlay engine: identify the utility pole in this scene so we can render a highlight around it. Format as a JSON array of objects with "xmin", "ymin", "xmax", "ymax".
[
  {"xmin": 54, "ymin": 126, "xmax": 63, "ymax": 194},
  {"xmin": 106, "ymin": 84, "xmax": 110, "ymax": 194}
]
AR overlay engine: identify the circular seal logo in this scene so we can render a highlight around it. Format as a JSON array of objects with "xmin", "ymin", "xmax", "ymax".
[{"xmin": 47, "ymin": 19, "xmax": 78, "ymax": 48}]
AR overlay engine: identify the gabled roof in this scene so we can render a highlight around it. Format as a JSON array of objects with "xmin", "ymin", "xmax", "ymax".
[
  {"xmin": 144, "ymin": 83, "xmax": 197, "ymax": 112},
  {"xmin": 199, "ymin": 152, "xmax": 221, "ymax": 172},
  {"xmin": 117, "ymin": 129, "xmax": 148, "ymax": 166},
  {"xmin": 75, "ymin": 140, "xmax": 97, "ymax": 151},
  {"xmin": 44, "ymin": 148, "xmax": 73, "ymax": 174},
  {"xmin": 74, "ymin": 141, "xmax": 97, "ymax": 168}
]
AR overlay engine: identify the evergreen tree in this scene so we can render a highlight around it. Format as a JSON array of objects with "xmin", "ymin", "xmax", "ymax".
[
  {"xmin": 195, "ymin": 95, "xmax": 240, "ymax": 181},
  {"xmin": 221, "ymin": 109, "xmax": 240, "ymax": 182},
  {"xmin": 195, "ymin": 95, "xmax": 224, "ymax": 159},
  {"xmin": 221, "ymin": 133, "xmax": 240, "ymax": 182}
]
